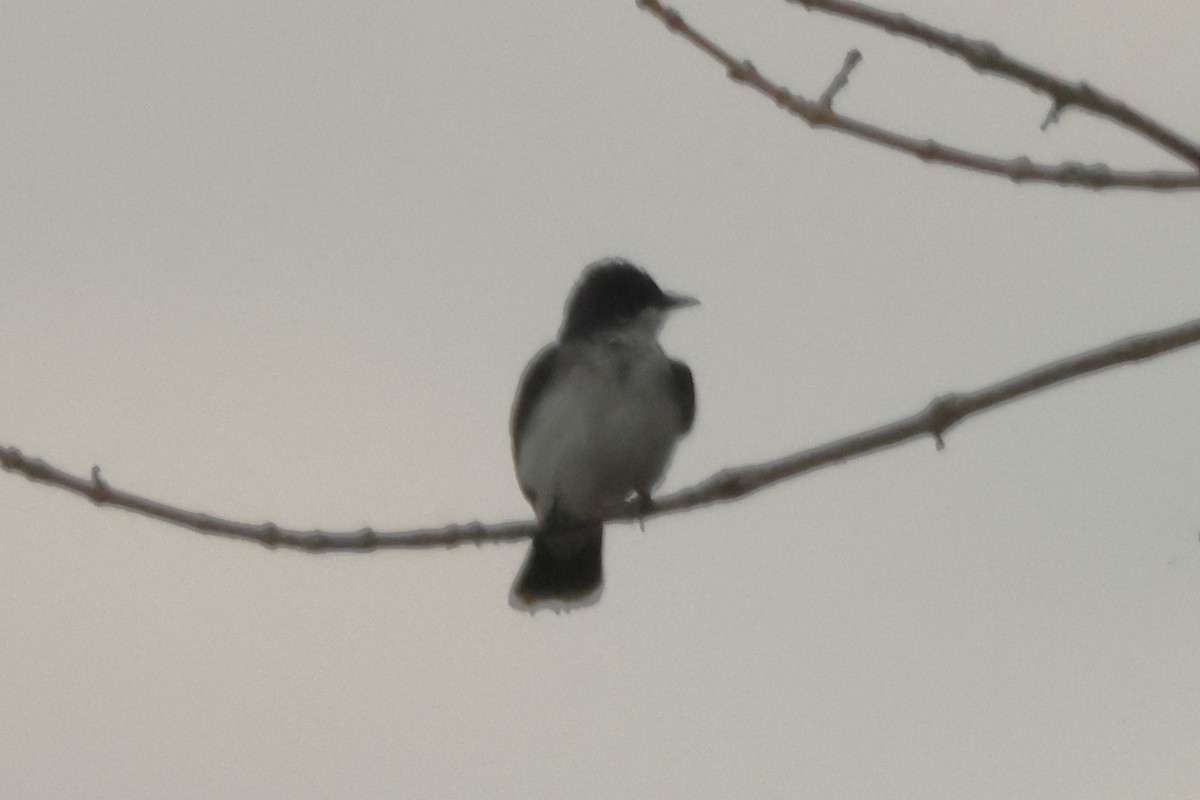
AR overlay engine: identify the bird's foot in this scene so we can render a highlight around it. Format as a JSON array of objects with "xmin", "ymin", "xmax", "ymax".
[{"xmin": 632, "ymin": 492, "xmax": 655, "ymax": 531}]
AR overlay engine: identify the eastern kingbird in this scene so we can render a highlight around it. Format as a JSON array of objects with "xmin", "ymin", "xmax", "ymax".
[{"xmin": 509, "ymin": 258, "xmax": 697, "ymax": 611}]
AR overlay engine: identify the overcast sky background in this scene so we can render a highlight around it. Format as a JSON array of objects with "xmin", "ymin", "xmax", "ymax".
[{"xmin": 3, "ymin": 1, "xmax": 1200, "ymax": 797}]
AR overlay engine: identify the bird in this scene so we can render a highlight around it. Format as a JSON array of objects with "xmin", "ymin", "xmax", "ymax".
[{"xmin": 509, "ymin": 258, "xmax": 697, "ymax": 611}]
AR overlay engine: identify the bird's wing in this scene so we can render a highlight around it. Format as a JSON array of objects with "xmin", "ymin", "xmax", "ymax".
[
  {"xmin": 511, "ymin": 343, "xmax": 562, "ymax": 465},
  {"xmin": 669, "ymin": 359, "xmax": 696, "ymax": 434}
]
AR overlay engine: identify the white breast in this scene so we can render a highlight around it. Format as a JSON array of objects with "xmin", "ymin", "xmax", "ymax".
[{"xmin": 516, "ymin": 333, "xmax": 684, "ymax": 522}]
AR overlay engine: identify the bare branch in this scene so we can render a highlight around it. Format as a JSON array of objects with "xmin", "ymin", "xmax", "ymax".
[
  {"xmin": 642, "ymin": 315, "xmax": 1200, "ymax": 516},
  {"xmin": 636, "ymin": 0, "xmax": 1200, "ymax": 190},
  {"xmin": 790, "ymin": 0, "xmax": 1200, "ymax": 170},
  {"xmin": 0, "ymin": 444, "xmax": 535, "ymax": 551},
  {"xmin": 6, "ymin": 316, "xmax": 1200, "ymax": 551}
]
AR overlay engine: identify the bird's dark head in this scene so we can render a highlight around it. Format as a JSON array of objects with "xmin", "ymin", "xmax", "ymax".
[{"xmin": 560, "ymin": 258, "xmax": 698, "ymax": 341}]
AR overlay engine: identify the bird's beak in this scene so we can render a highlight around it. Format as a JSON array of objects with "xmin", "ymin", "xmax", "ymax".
[{"xmin": 664, "ymin": 291, "xmax": 700, "ymax": 310}]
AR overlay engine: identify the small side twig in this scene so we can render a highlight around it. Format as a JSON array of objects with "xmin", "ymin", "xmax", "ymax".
[
  {"xmin": 5, "ymin": 315, "xmax": 1200, "ymax": 550},
  {"xmin": 1040, "ymin": 98, "xmax": 1067, "ymax": 131},
  {"xmin": 90, "ymin": 465, "xmax": 111, "ymax": 502},
  {"xmin": 818, "ymin": 49, "xmax": 863, "ymax": 109}
]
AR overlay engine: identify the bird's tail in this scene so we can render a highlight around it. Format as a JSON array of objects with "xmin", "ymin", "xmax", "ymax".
[{"xmin": 510, "ymin": 520, "xmax": 604, "ymax": 612}]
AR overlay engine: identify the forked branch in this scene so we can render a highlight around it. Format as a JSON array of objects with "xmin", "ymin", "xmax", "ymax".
[{"xmin": 637, "ymin": 0, "xmax": 1200, "ymax": 190}]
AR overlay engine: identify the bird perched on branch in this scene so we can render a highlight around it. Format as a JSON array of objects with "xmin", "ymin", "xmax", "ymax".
[{"xmin": 509, "ymin": 259, "xmax": 697, "ymax": 611}]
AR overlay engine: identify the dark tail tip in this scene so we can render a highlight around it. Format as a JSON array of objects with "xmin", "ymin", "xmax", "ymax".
[{"xmin": 510, "ymin": 522, "xmax": 604, "ymax": 612}]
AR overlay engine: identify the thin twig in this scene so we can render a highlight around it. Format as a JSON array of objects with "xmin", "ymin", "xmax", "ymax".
[
  {"xmin": 1040, "ymin": 98, "xmax": 1066, "ymax": 132},
  {"xmin": 636, "ymin": 0, "xmax": 1200, "ymax": 190},
  {"xmin": 5, "ymin": 315, "xmax": 1200, "ymax": 551},
  {"xmin": 818, "ymin": 49, "xmax": 863, "ymax": 108}
]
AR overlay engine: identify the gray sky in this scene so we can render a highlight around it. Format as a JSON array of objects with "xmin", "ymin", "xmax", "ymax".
[{"xmin": 3, "ymin": 1, "xmax": 1200, "ymax": 797}]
